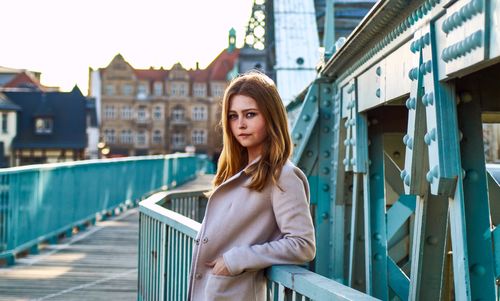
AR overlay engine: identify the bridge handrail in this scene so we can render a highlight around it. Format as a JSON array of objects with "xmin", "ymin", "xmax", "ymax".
[
  {"xmin": 138, "ymin": 189, "xmax": 376, "ymax": 301},
  {"xmin": 0, "ymin": 154, "xmax": 199, "ymax": 265}
]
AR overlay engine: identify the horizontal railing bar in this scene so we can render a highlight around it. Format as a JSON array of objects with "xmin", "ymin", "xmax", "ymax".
[
  {"xmin": 267, "ymin": 265, "xmax": 380, "ymax": 301},
  {"xmin": 139, "ymin": 192, "xmax": 201, "ymax": 238},
  {"xmin": 0, "ymin": 153, "xmax": 193, "ymax": 174}
]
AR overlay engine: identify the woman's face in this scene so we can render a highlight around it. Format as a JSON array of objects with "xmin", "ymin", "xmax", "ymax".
[{"xmin": 228, "ymin": 94, "xmax": 267, "ymax": 154}]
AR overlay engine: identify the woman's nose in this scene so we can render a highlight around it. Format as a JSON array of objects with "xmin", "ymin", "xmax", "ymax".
[{"xmin": 238, "ymin": 117, "xmax": 246, "ymax": 128}]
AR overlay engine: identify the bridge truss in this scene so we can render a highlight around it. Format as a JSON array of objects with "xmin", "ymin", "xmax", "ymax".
[{"xmin": 288, "ymin": 0, "xmax": 500, "ymax": 300}]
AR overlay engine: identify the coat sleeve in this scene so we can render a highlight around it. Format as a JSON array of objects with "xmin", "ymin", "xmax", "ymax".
[{"xmin": 222, "ymin": 166, "xmax": 316, "ymax": 276}]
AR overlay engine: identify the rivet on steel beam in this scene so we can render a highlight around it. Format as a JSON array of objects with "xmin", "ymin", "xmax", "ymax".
[
  {"xmin": 420, "ymin": 63, "xmax": 426, "ymax": 75},
  {"xmin": 323, "ymin": 100, "xmax": 331, "ymax": 107},
  {"xmin": 310, "ymin": 96, "xmax": 317, "ymax": 102},
  {"xmin": 466, "ymin": 169, "xmax": 479, "ymax": 182},
  {"xmin": 426, "ymin": 236, "xmax": 438, "ymax": 245},
  {"xmin": 306, "ymin": 150, "xmax": 314, "ymax": 157},
  {"xmin": 344, "ymin": 139, "xmax": 350, "ymax": 146},
  {"xmin": 406, "ymin": 97, "xmax": 416, "ymax": 110},
  {"xmin": 431, "ymin": 165, "xmax": 439, "ymax": 177},
  {"xmin": 373, "ymin": 233, "xmax": 382, "ymax": 241},
  {"xmin": 472, "ymin": 0, "xmax": 483, "ymax": 14},
  {"xmin": 400, "ymin": 169, "xmax": 408, "ymax": 181},
  {"xmin": 343, "ymin": 158, "xmax": 350, "ymax": 166},
  {"xmin": 323, "ymin": 126, "xmax": 330, "ymax": 133},
  {"xmin": 323, "ymin": 87, "xmax": 331, "ymax": 94},
  {"xmin": 376, "ymin": 88, "xmax": 381, "ymax": 98},
  {"xmin": 294, "ymin": 133, "xmax": 303, "ymax": 140},
  {"xmin": 374, "ymin": 253, "xmax": 383, "ymax": 261},
  {"xmin": 322, "ymin": 184, "xmax": 330, "ymax": 191},
  {"xmin": 471, "ymin": 264, "xmax": 486, "ymax": 276},
  {"xmin": 425, "ymin": 61, "xmax": 432, "ymax": 73},
  {"xmin": 376, "ymin": 66, "xmax": 381, "ymax": 76},
  {"xmin": 403, "ymin": 134, "xmax": 410, "ymax": 146},
  {"xmin": 302, "ymin": 114, "xmax": 311, "ymax": 122},
  {"xmin": 323, "ymin": 167, "xmax": 330, "ymax": 175},
  {"xmin": 424, "ymin": 132, "xmax": 432, "ymax": 145},
  {"xmin": 404, "ymin": 174, "xmax": 411, "ymax": 185},
  {"xmin": 426, "ymin": 170, "xmax": 434, "ymax": 183},
  {"xmin": 350, "ymin": 138, "xmax": 356, "ymax": 146},
  {"xmin": 350, "ymin": 158, "xmax": 356, "ymax": 165},
  {"xmin": 323, "ymin": 151, "xmax": 330, "ymax": 158},
  {"xmin": 430, "ymin": 128, "xmax": 437, "ymax": 141}
]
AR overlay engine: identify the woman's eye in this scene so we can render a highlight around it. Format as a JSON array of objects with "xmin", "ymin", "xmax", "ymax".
[
  {"xmin": 228, "ymin": 114, "xmax": 237, "ymax": 120},
  {"xmin": 246, "ymin": 112, "xmax": 256, "ymax": 118}
]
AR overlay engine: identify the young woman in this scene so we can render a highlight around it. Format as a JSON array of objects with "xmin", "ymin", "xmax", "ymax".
[{"xmin": 188, "ymin": 71, "xmax": 316, "ymax": 301}]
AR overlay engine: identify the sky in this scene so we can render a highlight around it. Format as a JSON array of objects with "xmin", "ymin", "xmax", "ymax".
[{"xmin": 0, "ymin": 0, "xmax": 255, "ymax": 95}]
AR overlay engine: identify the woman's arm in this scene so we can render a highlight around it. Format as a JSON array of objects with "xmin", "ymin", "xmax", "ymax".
[{"xmin": 222, "ymin": 167, "xmax": 316, "ymax": 276}]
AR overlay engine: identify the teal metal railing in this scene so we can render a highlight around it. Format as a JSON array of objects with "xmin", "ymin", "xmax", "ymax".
[
  {"xmin": 138, "ymin": 190, "xmax": 206, "ymax": 301},
  {"xmin": 0, "ymin": 154, "xmax": 198, "ymax": 266},
  {"xmin": 138, "ymin": 189, "xmax": 377, "ymax": 301}
]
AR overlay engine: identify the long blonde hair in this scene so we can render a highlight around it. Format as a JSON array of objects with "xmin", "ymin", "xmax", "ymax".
[{"xmin": 213, "ymin": 71, "xmax": 292, "ymax": 192}]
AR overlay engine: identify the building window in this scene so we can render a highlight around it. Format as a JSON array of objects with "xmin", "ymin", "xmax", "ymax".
[
  {"xmin": 153, "ymin": 106, "xmax": 163, "ymax": 120},
  {"xmin": 192, "ymin": 106, "xmax": 207, "ymax": 121},
  {"xmin": 172, "ymin": 106, "xmax": 185, "ymax": 121},
  {"xmin": 2, "ymin": 113, "xmax": 7, "ymax": 133},
  {"xmin": 179, "ymin": 83, "xmax": 187, "ymax": 96},
  {"xmin": 193, "ymin": 83, "xmax": 207, "ymax": 97},
  {"xmin": 137, "ymin": 107, "xmax": 147, "ymax": 121},
  {"xmin": 192, "ymin": 129, "xmax": 207, "ymax": 145},
  {"xmin": 171, "ymin": 83, "xmax": 179, "ymax": 96},
  {"xmin": 154, "ymin": 82, "xmax": 163, "ymax": 96},
  {"xmin": 152, "ymin": 130, "xmax": 162, "ymax": 144},
  {"xmin": 121, "ymin": 105, "xmax": 133, "ymax": 120},
  {"xmin": 104, "ymin": 129, "xmax": 115, "ymax": 143},
  {"xmin": 122, "ymin": 84, "xmax": 133, "ymax": 96},
  {"xmin": 137, "ymin": 84, "xmax": 148, "ymax": 99},
  {"xmin": 104, "ymin": 105, "xmax": 116, "ymax": 120},
  {"xmin": 172, "ymin": 133, "xmax": 185, "ymax": 147},
  {"xmin": 120, "ymin": 129, "xmax": 133, "ymax": 144},
  {"xmin": 137, "ymin": 130, "xmax": 147, "ymax": 146},
  {"xmin": 34, "ymin": 117, "xmax": 53, "ymax": 134},
  {"xmin": 105, "ymin": 84, "xmax": 115, "ymax": 96},
  {"xmin": 211, "ymin": 83, "xmax": 225, "ymax": 97}
]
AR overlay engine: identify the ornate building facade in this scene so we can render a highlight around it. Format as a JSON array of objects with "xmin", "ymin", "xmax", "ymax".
[{"xmin": 89, "ymin": 32, "xmax": 240, "ymax": 157}]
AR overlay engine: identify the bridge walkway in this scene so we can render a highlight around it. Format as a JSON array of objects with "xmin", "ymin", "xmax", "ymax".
[{"xmin": 0, "ymin": 175, "xmax": 213, "ymax": 301}]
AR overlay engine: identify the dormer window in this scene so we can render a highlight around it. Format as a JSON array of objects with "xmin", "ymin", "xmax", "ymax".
[{"xmin": 35, "ymin": 117, "xmax": 53, "ymax": 134}]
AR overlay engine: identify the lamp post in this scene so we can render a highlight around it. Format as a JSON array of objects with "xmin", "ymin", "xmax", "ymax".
[{"xmin": 97, "ymin": 141, "xmax": 110, "ymax": 159}]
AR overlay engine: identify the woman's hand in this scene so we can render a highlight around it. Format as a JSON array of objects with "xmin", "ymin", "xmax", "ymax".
[{"xmin": 205, "ymin": 257, "xmax": 231, "ymax": 276}]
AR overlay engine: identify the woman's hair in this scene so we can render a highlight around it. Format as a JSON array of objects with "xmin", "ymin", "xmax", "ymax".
[{"xmin": 212, "ymin": 71, "xmax": 292, "ymax": 192}]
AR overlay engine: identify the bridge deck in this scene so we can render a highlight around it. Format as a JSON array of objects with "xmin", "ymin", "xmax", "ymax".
[{"xmin": 0, "ymin": 175, "xmax": 213, "ymax": 301}]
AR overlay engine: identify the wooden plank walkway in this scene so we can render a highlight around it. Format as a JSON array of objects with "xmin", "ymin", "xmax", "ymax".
[{"xmin": 0, "ymin": 175, "xmax": 213, "ymax": 301}]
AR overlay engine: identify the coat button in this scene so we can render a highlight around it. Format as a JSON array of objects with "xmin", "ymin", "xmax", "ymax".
[
  {"xmin": 195, "ymin": 273, "xmax": 202, "ymax": 279},
  {"xmin": 202, "ymin": 237, "xmax": 208, "ymax": 244}
]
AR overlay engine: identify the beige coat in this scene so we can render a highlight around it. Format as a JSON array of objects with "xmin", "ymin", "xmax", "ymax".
[{"xmin": 188, "ymin": 160, "xmax": 316, "ymax": 301}]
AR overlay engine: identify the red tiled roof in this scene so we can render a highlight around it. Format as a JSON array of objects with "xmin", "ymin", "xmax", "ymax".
[
  {"xmin": 188, "ymin": 69, "xmax": 210, "ymax": 82},
  {"xmin": 207, "ymin": 49, "xmax": 240, "ymax": 81},
  {"xmin": 4, "ymin": 72, "xmax": 45, "ymax": 90},
  {"xmin": 134, "ymin": 69, "xmax": 169, "ymax": 81}
]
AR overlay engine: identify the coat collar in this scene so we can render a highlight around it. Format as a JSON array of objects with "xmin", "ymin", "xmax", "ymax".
[{"xmin": 211, "ymin": 156, "xmax": 262, "ymax": 196}]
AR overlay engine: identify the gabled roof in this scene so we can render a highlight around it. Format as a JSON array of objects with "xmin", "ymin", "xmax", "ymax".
[
  {"xmin": 4, "ymin": 72, "xmax": 44, "ymax": 91},
  {"xmin": 206, "ymin": 48, "xmax": 240, "ymax": 81},
  {"xmin": 4, "ymin": 89, "xmax": 87, "ymax": 149}
]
